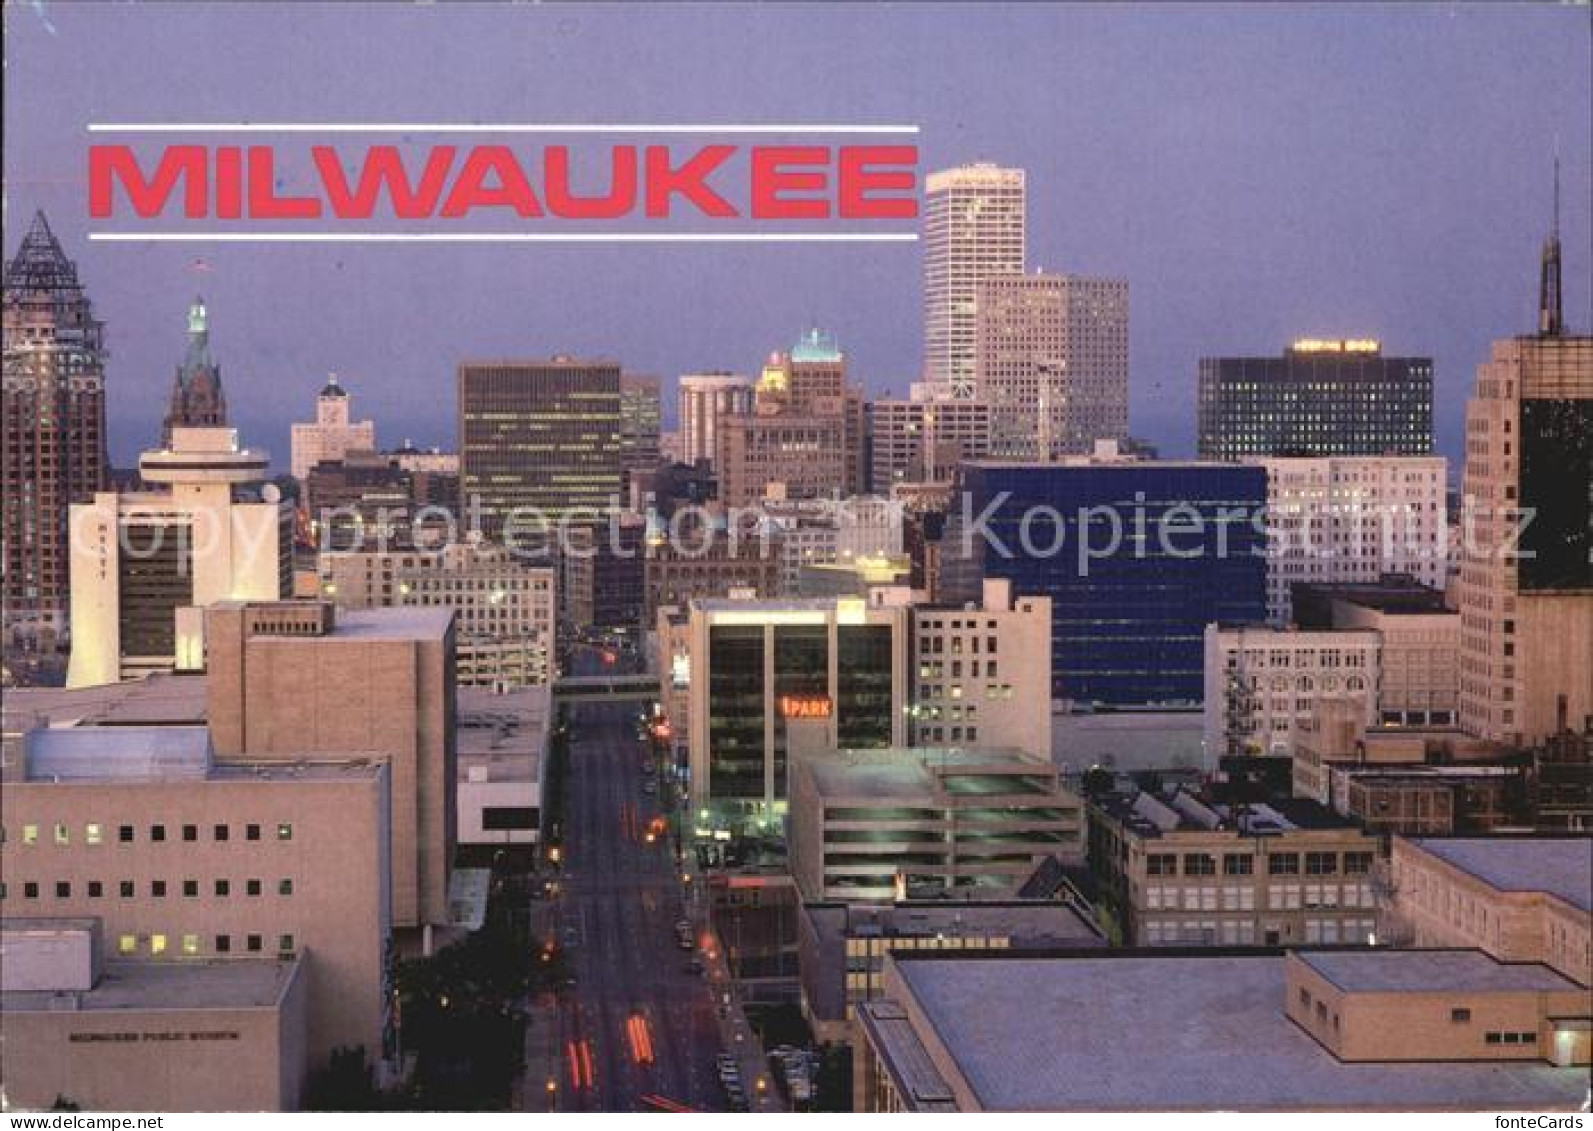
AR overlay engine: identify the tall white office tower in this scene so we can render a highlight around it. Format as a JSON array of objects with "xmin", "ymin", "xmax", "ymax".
[{"xmin": 922, "ymin": 163, "xmax": 1026, "ymax": 399}]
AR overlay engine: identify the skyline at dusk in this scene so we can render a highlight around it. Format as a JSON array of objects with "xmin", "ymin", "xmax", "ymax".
[{"xmin": 5, "ymin": 2, "xmax": 1590, "ymax": 470}]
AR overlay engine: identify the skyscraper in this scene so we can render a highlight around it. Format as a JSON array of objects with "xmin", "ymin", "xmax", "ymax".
[
  {"xmin": 1457, "ymin": 214, "xmax": 1593, "ymax": 744},
  {"xmin": 1197, "ymin": 340, "xmax": 1433, "ymax": 459},
  {"xmin": 975, "ymin": 272, "xmax": 1130, "ymax": 458},
  {"xmin": 289, "ymin": 374, "xmax": 376, "ymax": 482},
  {"xmin": 2, "ymin": 211, "xmax": 108, "ymax": 654},
  {"xmin": 869, "ymin": 383, "xmax": 993, "ymax": 489},
  {"xmin": 66, "ymin": 427, "xmax": 291, "ymax": 687},
  {"xmin": 620, "ymin": 372, "xmax": 663, "ymax": 474},
  {"xmin": 457, "ymin": 357, "xmax": 623, "ymax": 538},
  {"xmin": 678, "ymin": 372, "xmax": 754, "ymax": 467},
  {"xmin": 923, "ymin": 163, "xmax": 1026, "ymax": 398},
  {"xmin": 960, "ymin": 454, "xmax": 1269, "ymax": 707},
  {"xmin": 717, "ymin": 329, "xmax": 866, "ymax": 507},
  {"xmin": 160, "ymin": 297, "xmax": 228, "ymax": 447}
]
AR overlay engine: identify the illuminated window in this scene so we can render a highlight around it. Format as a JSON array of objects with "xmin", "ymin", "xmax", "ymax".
[
  {"xmin": 22, "ymin": 825, "xmax": 38, "ymax": 846},
  {"xmin": 277, "ymin": 823, "xmax": 293, "ymax": 841},
  {"xmin": 150, "ymin": 934, "xmax": 168, "ymax": 956},
  {"xmin": 182, "ymin": 934, "xmax": 200, "ymax": 956},
  {"xmin": 118, "ymin": 934, "xmax": 138, "ymax": 955},
  {"xmin": 86, "ymin": 823, "xmax": 103, "ymax": 845},
  {"xmin": 53, "ymin": 824, "xmax": 69, "ymax": 846}
]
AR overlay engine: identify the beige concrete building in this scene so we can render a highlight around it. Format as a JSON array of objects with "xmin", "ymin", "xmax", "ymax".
[
  {"xmin": 205, "ymin": 600, "xmax": 456, "ymax": 932},
  {"xmin": 909, "ymin": 579, "xmax": 1051, "ymax": 760},
  {"xmin": 1285, "ymin": 949, "xmax": 1589, "ymax": 1068},
  {"xmin": 853, "ymin": 949, "xmax": 1590, "ymax": 1112},
  {"xmin": 789, "ymin": 747, "xmax": 1082, "ymax": 902},
  {"xmin": 1204, "ymin": 624, "xmax": 1381, "ymax": 761},
  {"xmin": 678, "ymin": 372, "xmax": 753, "ymax": 468},
  {"xmin": 67, "ymin": 427, "xmax": 290, "ymax": 688},
  {"xmin": 1294, "ymin": 577, "xmax": 1460, "ymax": 728},
  {"xmin": 1, "ymin": 922, "xmax": 309, "ymax": 1112},
  {"xmin": 975, "ymin": 272, "xmax": 1130, "ymax": 459},
  {"xmin": 320, "ymin": 542, "xmax": 555, "ymax": 687},
  {"xmin": 1384, "ymin": 836, "xmax": 1591, "ymax": 986},
  {"xmin": 869, "ymin": 386, "xmax": 992, "ymax": 489},
  {"xmin": 290, "ymin": 374, "xmax": 376, "ymax": 483},
  {"xmin": 716, "ymin": 330, "xmax": 867, "ymax": 507},
  {"xmin": 1088, "ymin": 787, "xmax": 1381, "ymax": 946},
  {"xmin": 1257, "ymin": 456, "xmax": 1448, "ymax": 626},
  {"xmin": 0, "ymin": 727, "xmax": 391, "ymax": 1068},
  {"xmin": 1456, "ymin": 286, "xmax": 1592, "ymax": 744}
]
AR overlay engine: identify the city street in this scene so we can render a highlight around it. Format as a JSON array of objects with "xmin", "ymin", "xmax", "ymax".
[{"xmin": 534, "ymin": 680, "xmax": 728, "ymax": 1112}]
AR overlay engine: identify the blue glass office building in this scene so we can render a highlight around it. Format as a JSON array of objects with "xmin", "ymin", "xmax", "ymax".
[{"xmin": 960, "ymin": 462, "xmax": 1268, "ymax": 707}]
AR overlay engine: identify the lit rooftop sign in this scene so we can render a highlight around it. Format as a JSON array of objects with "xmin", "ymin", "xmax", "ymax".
[{"xmin": 1290, "ymin": 338, "xmax": 1381, "ymax": 354}]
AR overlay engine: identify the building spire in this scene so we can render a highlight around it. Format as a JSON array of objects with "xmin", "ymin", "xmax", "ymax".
[{"xmin": 1538, "ymin": 156, "xmax": 1563, "ymax": 337}]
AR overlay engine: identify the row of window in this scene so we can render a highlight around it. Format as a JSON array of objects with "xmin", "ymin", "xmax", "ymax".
[
  {"xmin": 3, "ymin": 878, "xmax": 296, "ymax": 900},
  {"xmin": 1145, "ymin": 850, "xmax": 1375, "ymax": 878},
  {"xmin": 1147, "ymin": 884, "xmax": 1376, "ymax": 912},
  {"xmin": 9, "ymin": 822, "xmax": 293, "ymax": 847},
  {"xmin": 117, "ymin": 932, "xmax": 294, "ymax": 957}
]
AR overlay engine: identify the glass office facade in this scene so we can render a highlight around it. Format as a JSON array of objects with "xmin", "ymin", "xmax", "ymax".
[
  {"xmin": 963, "ymin": 462, "xmax": 1268, "ymax": 707},
  {"xmin": 837, "ymin": 624, "xmax": 896, "ymax": 747},
  {"xmin": 1519, "ymin": 398, "xmax": 1593, "ymax": 592},
  {"xmin": 773, "ymin": 624, "xmax": 830, "ymax": 799},
  {"xmin": 707, "ymin": 625, "xmax": 766, "ymax": 800},
  {"xmin": 1197, "ymin": 348, "xmax": 1433, "ymax": 459}
]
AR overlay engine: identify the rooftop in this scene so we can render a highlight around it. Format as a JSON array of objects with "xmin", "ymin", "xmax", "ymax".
[
  {"xmin": 457, "ymin": 684, "xmax": 551, "ymax": 783},
  {"xmin": 1294, "ymin": 575, "xmax": 1451, "ymax": 616},
  {"xmin": 1410, "ymin": 837, "xmax": 1593, "ymax": 913},
  {"xmin": 803, "ymin": 747, "xmax": 1050, "ymax": 800},
  {"xmin": 10, "ymin": 726, "xmax": 386, "ymax": 786},
  {"xmin": 1297, "ymin": 949, "xmax": 1583, "ymax": 995},
  {"xmin": 1094, "ymin": 786, "xmax": 1352, "ymax": 839},
  {"xmin": 1, "ymin": 672, "xmax": 208, "ymax": 730},
  {"xmin": 808, "ymin": 899, "xmax": 1103, "ymax": 947},
  {"xmin": 20, "ymin": 727, "xmax": 210, "ymax": 783},
  {"xmin": 311, "ymin": 606, "xmax": 455, "ymax": 641},
  {"xmin": 2, "ymin": 958, "xmax": 301, "ymax": 1013},
  {"xmin": 879, "ymin": 952, "xmax": 1590, "ymax": 1111}
]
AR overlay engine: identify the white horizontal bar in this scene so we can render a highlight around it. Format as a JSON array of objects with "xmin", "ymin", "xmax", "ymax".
[
  {"xmin": 87, "ymin": 122, "xmax": 920, "ymax": 134},
  {"xmin": 88, "ymin": 231, "xmax": 919, "ymax": 243}
]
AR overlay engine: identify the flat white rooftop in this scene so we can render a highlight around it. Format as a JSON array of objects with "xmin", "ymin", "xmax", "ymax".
[
  {"xmin": 879, "ymin": 952, "xmax": 1591, "ymax": 1111},
  {"xmin": 1297, "ymin": 949, "xmax": 1584, "ymax": 994},
  {"xmin": 2, "ymin": 958, "xmax": 299, "ymax": 1012}
]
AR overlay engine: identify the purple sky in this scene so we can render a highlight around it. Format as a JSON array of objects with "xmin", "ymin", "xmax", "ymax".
[{"xmin": 5, "ymin": 2, "xmax": 1589, "ymax": 471}]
